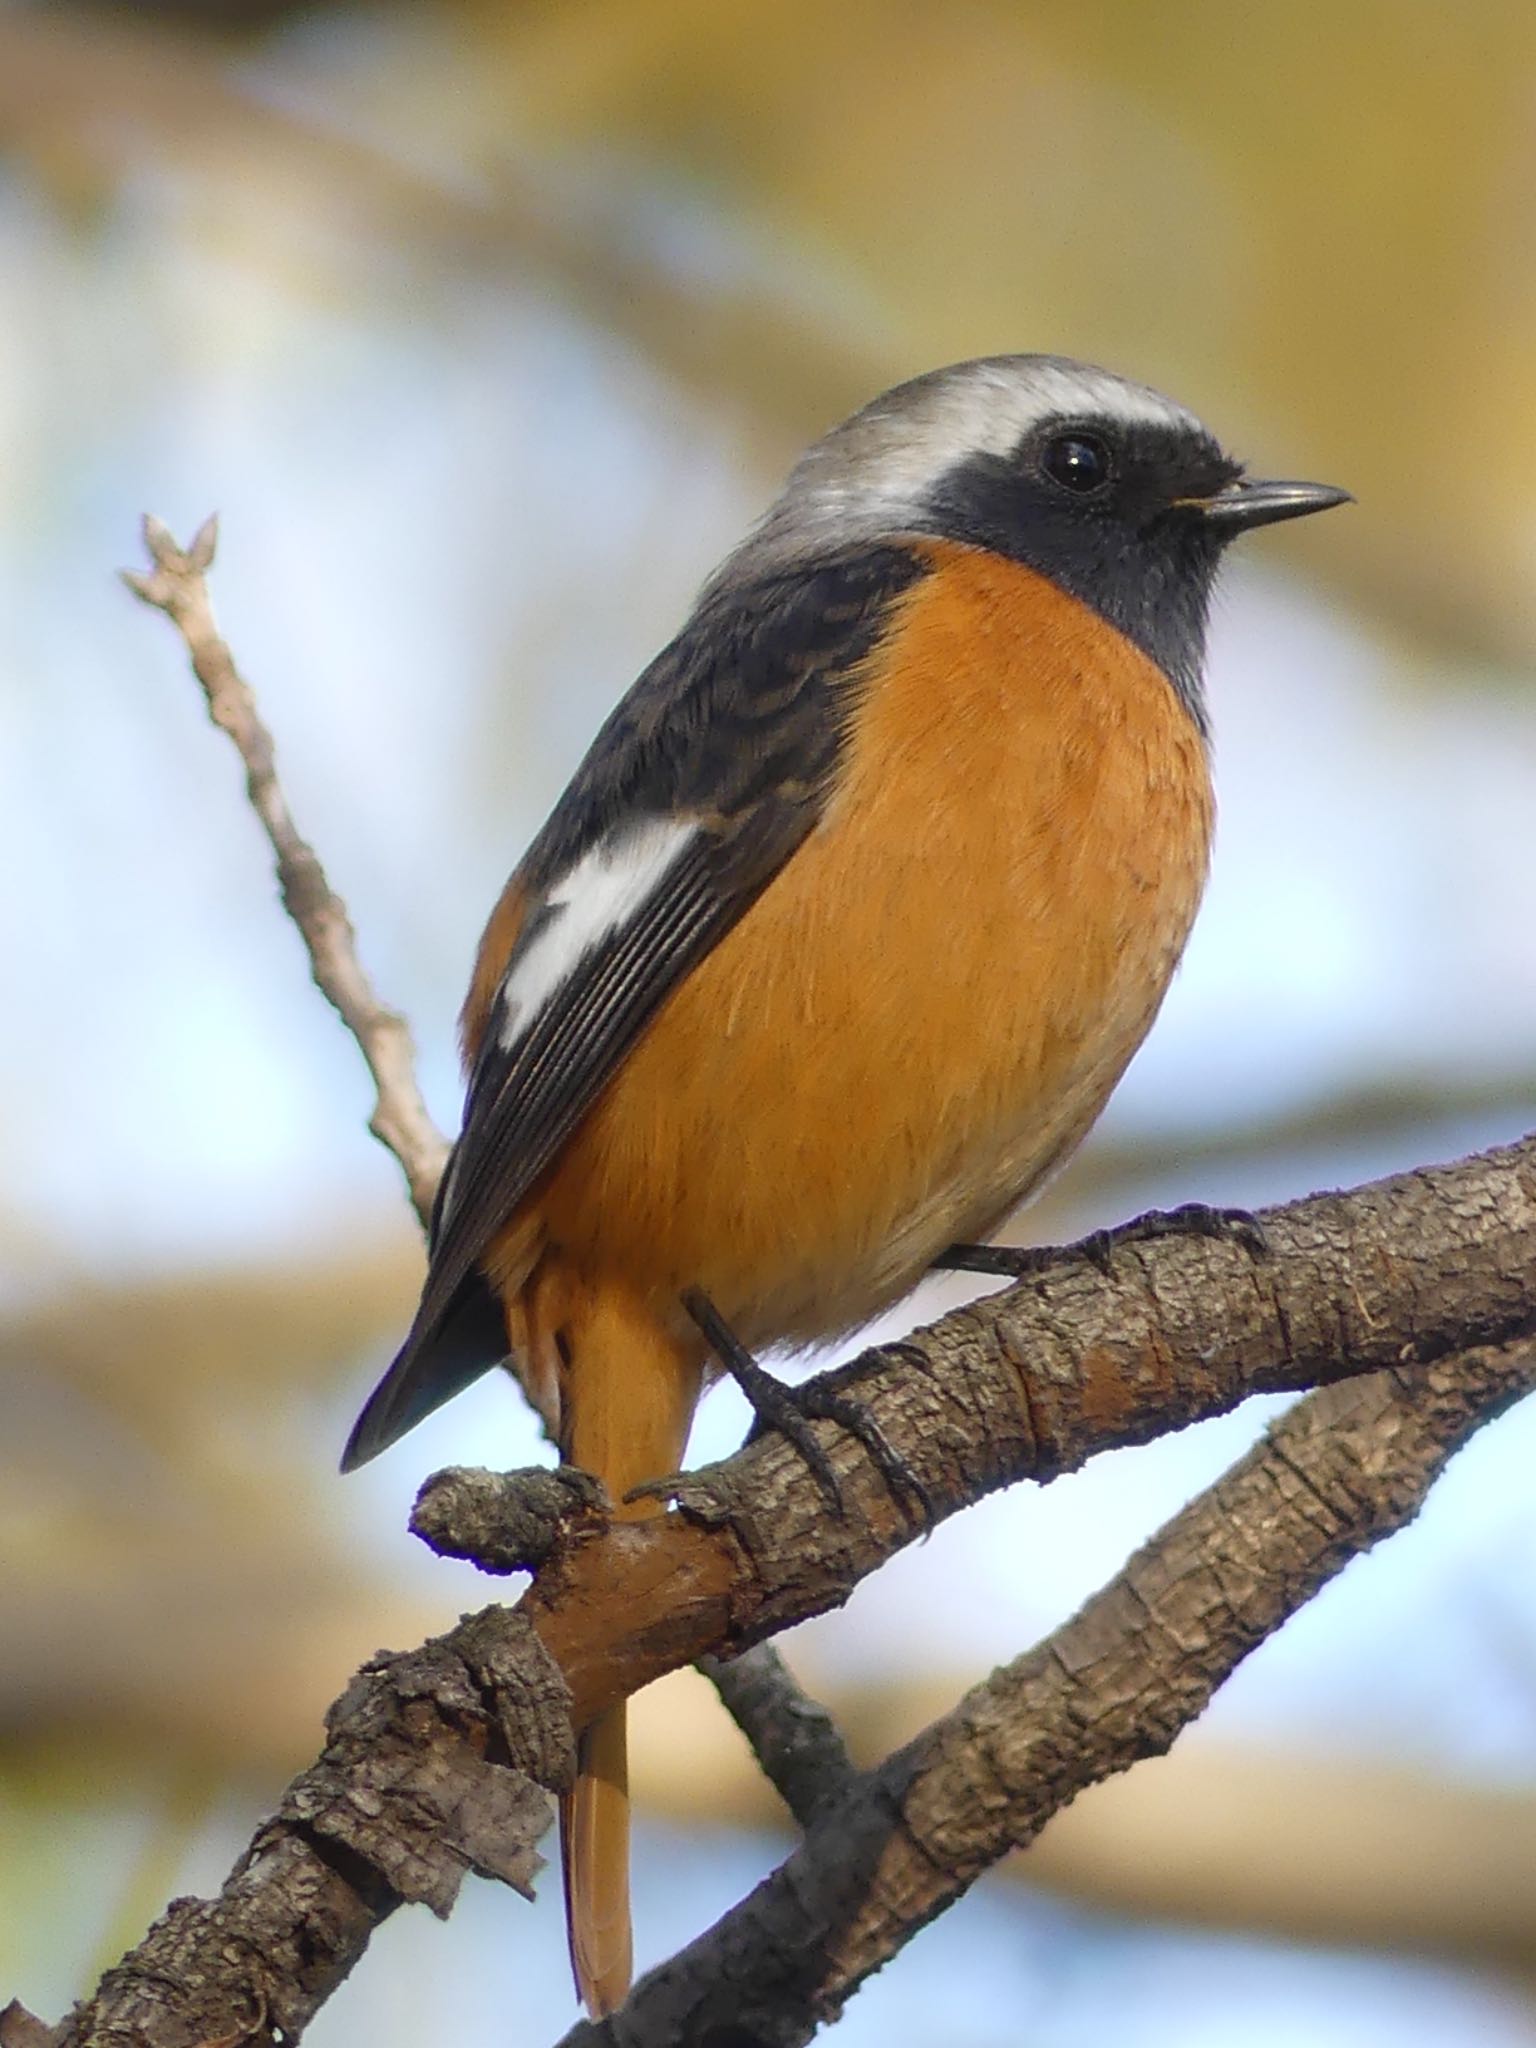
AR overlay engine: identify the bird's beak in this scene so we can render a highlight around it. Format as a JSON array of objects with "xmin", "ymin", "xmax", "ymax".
[{"xmin": 1193, "ymin": 477, "xmax": 1354, "ymax": 533}]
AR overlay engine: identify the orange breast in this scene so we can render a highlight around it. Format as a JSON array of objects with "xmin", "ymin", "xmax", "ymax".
[{"xmin": 528, "ymin": 542, "xmax": 1213, "ymax": 1348}]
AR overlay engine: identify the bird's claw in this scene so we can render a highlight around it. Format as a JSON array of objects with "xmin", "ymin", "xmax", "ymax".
[
  {"xmin": 681, "ymin": 1285, "xmax": 932, "ymax": 1528},
  {"xmin": 623, "ymin": 1468, "xmax": 739, "ymax": 1526},
  {"xmin": 1093, "ymin": 1202, "xmax": 1271, "ymax": 1267},
  {"xmin": 940, "ymin": 1203, "xmax": 1270, "ymax": 1286}
]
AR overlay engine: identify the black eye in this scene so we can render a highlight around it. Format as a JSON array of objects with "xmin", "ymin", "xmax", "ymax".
[{"xmin": 1042, "ymin": 432, "xmax": 1112, "ymax": 495}]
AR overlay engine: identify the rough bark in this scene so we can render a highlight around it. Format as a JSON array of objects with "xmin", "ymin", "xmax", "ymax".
[
  {"xmin": 698, "ymin": 1647, "xmax": 854, "ymax": 1826},
  {"xmin": 560, "ymin": 1343, "xmax": 1536, "ymax": 2047},
  {"xmin": 40, "ymin": 1129, "xmax": 1536, "ymax": 2047}
]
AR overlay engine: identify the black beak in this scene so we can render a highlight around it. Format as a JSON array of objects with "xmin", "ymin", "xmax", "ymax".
[{"xmin": 1195, "ymin": 477, "xmax": 1353, "ymax": 534}]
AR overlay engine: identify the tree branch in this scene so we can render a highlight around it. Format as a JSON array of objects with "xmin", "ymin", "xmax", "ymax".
[
  {"xmin": 0, "ymin": 2003, "xmax": 57, "ymax": 2048},
  {"xmin": 122, "ymin": 515, "xmax": 448, "ymax": 1225},
  {"xmin": 697, "ymin": 1647, "xmax": 854, "ymax": 1827},
  {"xmin": 47, "ymin": 1119, "xmax": 1536, "ymax": 2046},
  {"xmin": 619, "ymin": 1683, "xmax": 1536, "ymax": 1972},
  {"xmin": 560, "ymin": 1340, "xmax": 1536, "ymax": 2047},
  {"xmin": 408, "ymin": 1129, "xmax": 1536, "ymax": 1726}
]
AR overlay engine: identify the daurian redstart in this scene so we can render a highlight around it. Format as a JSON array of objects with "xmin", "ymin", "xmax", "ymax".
[{"xmin": 343, "ymin": 354, "xmax": 1348, "ymax": 2015}]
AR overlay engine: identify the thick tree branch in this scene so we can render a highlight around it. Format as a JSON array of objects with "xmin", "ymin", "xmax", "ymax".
[
  {"xmin": 47, "ymin": 1122, "xmax": 1536, "ymax": 2047},
  {"xmin": 122, "ymin": 516, "xmax": 448, "ymax": 1224},
  {"xmin": 402, "ymin": 1131, "xmax": 1536, "ymax": 1743},
  {"xmin": 562, "ymin": 1341, "xmax": 1536, "ymax": 2047}
]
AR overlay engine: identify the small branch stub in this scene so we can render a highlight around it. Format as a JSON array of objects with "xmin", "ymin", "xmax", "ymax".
[{"xmin": 412, "ymin": 1464, "xmax": 611, "ymax": 1575}]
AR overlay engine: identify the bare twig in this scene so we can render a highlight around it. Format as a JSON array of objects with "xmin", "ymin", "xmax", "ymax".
[
  {"xmin": 697, "ymin": 1647, "xmax": 854, "ymax": 1826},
  {"xmin": 562, "ymin": 1341, "xmax": 1536, "ymax": 2047},
  {"xmin": 122, "ymin": 516, "xmax": 448, "ymax": 1224}
]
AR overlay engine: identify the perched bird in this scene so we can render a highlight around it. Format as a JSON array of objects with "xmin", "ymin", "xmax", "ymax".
[{"xmin": 343, "ymin": 354, "xmax": 1348, "ymax": 2015}]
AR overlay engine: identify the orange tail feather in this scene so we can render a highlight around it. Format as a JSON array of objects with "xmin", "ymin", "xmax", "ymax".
[
  {"xmin": 548, "ymin": 1270, "xmax": 700, "ymax": 2018},
  {"xmin": 561, "ymin": 1707, "xmax": 632, "ymax": 2016}
]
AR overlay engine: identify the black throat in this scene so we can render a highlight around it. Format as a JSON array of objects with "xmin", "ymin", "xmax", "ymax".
[{"xmin": 920, "ymin": 442, "xmax": 1232, "ymax": 736}]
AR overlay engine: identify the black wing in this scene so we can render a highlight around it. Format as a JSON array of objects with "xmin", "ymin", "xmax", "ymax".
[{"xmin": 341, "ymin": 543, "xmax": 927, "ymax": 1469}]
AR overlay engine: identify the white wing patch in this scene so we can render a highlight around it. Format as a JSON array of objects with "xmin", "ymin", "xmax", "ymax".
[{"xmin": 496, "ymin": 816, "xmax": 700, "ymax": 1052}]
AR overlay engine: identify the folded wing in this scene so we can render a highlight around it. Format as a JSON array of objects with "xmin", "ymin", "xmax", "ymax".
[{"xmin": 341, "ymin": 543, "xmax": 927, "ymax": 1469}]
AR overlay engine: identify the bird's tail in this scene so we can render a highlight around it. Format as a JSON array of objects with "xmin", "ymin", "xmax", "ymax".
[
  {"xmin": 555, "ymin": 1281, "xmax": 699, "ymax": 2018},
  {"xmin": 561, "ymin": 1707, "xmax": 633, "ymax": 2019}
]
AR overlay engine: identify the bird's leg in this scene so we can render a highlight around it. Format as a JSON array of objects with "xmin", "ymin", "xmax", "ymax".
[
  {"xmin": 937, "ymin": 1202, "xmax": 1270, "ymax": 1282},
  {"xmin": 674, "ymin": 1285, "xmax": 932, "ymax": 1525},
  {"xmin": 932, "ymin": 1242, "xmax": 1057, "ymax": 1278}
]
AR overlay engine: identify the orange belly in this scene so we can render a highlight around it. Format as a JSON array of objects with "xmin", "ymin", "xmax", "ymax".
[{"xmin": 521, "ymin": 542, "xmax": 1212, "ymax": 1351}]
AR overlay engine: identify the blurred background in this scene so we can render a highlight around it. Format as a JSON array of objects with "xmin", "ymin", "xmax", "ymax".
[{"xmin": 2, "ymin": 1, "xmax": 1536, "ymax": 2042}]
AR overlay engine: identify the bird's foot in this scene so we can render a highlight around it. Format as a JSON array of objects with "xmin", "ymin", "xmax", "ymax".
[
  {"xmin": 678, "ymin": 1285, "xmax": 933, "ymax": 1526},
  {"xmin": 939, "ymin": 1203, "xmax": 1269, "ymax": 1283},
  {"xmin": 1075, "ymin": 1202, "xmax": 1271, "ymax": 1275}
]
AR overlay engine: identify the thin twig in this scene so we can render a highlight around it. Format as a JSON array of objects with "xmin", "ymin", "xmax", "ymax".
[
  {"xmin": 122, "ymin": 512, "xmax": 854, "ymax": 1925},
  {"xmin": 122, "ymin": 516, "xmax": 448, "ymax": 1225},
  {"xmin": 698, "ymin": 1647, "xmax": 854, "ymax": 1826}
]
